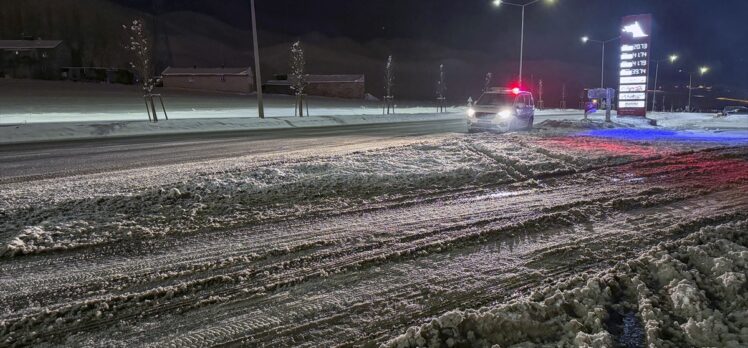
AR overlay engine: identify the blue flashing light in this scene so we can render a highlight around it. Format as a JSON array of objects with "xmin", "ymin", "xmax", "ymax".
[{"xmin": 580, "ymin": 129, "xmax": 748, "ymax": 144}]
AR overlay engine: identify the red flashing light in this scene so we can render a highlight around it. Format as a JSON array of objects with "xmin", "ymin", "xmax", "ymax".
[{"xmin": 512, "ymin": 87, "xmax": 521, "ymax": 95}]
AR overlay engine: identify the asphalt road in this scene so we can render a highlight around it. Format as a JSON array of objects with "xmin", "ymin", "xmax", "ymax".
[{"xmin": 0, "ymin": 119, "xmax": 467, "ymax": 183}]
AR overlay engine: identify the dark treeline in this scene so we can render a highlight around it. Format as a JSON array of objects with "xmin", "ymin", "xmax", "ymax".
[{"xmin": 0, "ymin": 0, "xmax": 141, "ymax": 68}]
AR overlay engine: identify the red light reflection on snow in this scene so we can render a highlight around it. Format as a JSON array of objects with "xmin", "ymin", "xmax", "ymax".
[
  {"xmin": 537, "ymin": 136, "xmax": 675, "ymax": 158},
  {"xmin": 626, "ymin": 152, "xmax": 748, "ymax": 188},
  {"xmin": 537, "ymin": 136, "xmax": 748, "ymax": 190}
]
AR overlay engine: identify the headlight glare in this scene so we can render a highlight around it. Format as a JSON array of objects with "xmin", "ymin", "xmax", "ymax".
[{"xmin": 498, "ymin": 110, "xmax": 512, "ymax": 119}]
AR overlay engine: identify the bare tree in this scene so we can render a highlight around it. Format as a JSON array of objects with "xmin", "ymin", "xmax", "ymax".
[
  {"xmin": 483, "ymin": 72, "xmax": 493, "ymax": 93},
  {"xmin": 384, "ymin": 55, "xmax": 395, "ymax": 114},
  {"xmin": 123, "ymin": 19, "xmax": 165, "ymax": 122},
  {"xmin": 436, "ymin": 64, "xmax": 447, "ymax": 113},
  {"xmin": 289, "ymin": 41, "xmax": 308, "ymax": 117}
]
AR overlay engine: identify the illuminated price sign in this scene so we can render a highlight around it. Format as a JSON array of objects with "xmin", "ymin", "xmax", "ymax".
[{"xmin": 618, "ymin": 14, "xmax": 652, "ymax": 117}]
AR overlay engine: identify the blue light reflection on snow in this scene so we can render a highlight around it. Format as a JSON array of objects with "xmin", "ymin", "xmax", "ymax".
[{"xmin": 578, "ymin": 129, "xmax": 748, "ymax": 144}]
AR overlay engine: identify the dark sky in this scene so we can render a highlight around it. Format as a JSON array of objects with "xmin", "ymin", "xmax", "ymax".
[{"xmin": 115, "ymin": 0, "xmax": 748, "ymax": 96}]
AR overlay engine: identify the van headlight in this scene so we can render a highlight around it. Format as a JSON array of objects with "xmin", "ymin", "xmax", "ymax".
[
  {"xmin": 498, "ymin": 110, "xmax": 512, "ymax": 119},
  {"xmin": 467, "ymin": 108, "xmax": 476, "ymax": 117}
]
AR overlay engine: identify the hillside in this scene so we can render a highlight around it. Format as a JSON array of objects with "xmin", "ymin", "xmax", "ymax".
[{"xmin": 0, "ymin": 0, "xmax": 599, "ymax": 102}]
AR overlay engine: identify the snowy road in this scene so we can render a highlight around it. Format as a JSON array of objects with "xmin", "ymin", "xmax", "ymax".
[
  {"xmin": 1, "ymin": 127, "xmax": 747, "ymax": 347},
  {"xmin": 0, "ymin": 119, "xmax": 466, "ymax": 183}
]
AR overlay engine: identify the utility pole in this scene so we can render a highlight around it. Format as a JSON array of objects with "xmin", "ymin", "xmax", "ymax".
[{"xmin": 251, "ymin": 0, "xmax": 264, "ymax": 119}]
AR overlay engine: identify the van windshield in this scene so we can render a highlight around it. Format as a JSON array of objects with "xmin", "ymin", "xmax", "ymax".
[{"xmin": 477, "ymin": 93, "xmax": 515, "ymax": 106}]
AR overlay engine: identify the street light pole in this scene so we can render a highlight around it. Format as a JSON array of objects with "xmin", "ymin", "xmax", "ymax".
[
  {"xmin": 519, "ymin": 5, "xmax": 525, "ymax": 86},
  {"xmin": 492, "ymin": 0, "xmax": 555, "ymax": 87},
  {"xmin": 600, "ymin": 41, "xmax": 605, "ymax": 88},
  {"xmin": 650, "ymin": 55, "xmax": 678, "ymax": 112},
  {"xmin": 687, "ymin": 66, "xmax": 709, "ymax": 112},
  {"xmin": 251, "ymin": 0, "xmax": 264, "ymax": 119},
  {"xmin": 581, "ymin": 36, "xmax": 619, "ymax": 89},
  {"xmin": 687, "ymin": 72, "xmax": 693, "ymax": 112}
]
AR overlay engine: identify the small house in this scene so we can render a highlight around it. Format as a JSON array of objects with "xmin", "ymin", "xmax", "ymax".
[
  {"xmin": 264, "ymin": 74, "xmax": 365, "ymax": 99},
  {"xmin": 0, "ymin": 39, "xmax": 69, "ymax": 79},
  {"xmin": 161, "ymin": 67, "xmax": 255, "ymax": 94}
]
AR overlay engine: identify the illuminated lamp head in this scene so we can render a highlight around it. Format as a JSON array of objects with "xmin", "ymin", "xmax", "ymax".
[{"xmin": 512, "ymin": 87, "xmax": 521, "ymax": 95}]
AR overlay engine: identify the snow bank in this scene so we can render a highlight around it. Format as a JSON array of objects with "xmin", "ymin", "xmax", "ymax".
[
  {"xmin": 385, "ymin": 219, "xmax": 748, "ymax": 348},
  {"xmin": 0, "ymin": 106, "xmax": 466, "ymax": 124},
  {"xmin": 536, "ymin": 111, "xmax": 748, "ymax": 133},
  {"xmin": 0, "ymin": 113, "xmax": 464, "ymax": 145},
  {"xmin": 651, "ymin": 112, "xmax": 748, "ymax": 130}
]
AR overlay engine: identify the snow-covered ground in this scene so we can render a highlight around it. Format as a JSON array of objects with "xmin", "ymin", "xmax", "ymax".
[
  {"xmin": 2, "ymin": 79, "xmax": 748, "ymax": 347},
  {"xmin": 0, "ymin": 105, "xmax": 467, "ymax": 124},
  {"xmin": 2, "ymin": 79, "xmax": 746, "ymax": 145},
  {"xmin": 387, "ymin": 219, "xmax": 748, "ymax": 348},
  {"xmin": 2, "ymin": 122, "xmax": 747, "ymax": 346},
  {"xmin": 0, "ymin": 79, "xmax": 460, "ymax": 124},
  {"xmin": 3, "ymin": 109, "xmax": 747, "ymax": 145}
]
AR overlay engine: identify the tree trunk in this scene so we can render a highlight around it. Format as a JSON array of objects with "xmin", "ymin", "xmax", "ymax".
[{"xmin": 149, "ymin": 95, "xmax": 159, "ymax": 122}]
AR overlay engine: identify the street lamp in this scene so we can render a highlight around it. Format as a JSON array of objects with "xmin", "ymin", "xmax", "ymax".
[
  {"xmin": 581, "ymin": 35, "xmax": 620, "ymax": 88},
  {"xmin": 650, "ymin": 54, "xmax": 678, "ymax": 112},
  {"xmin": 687, "ymin": 66, "xmax": 709, "ymax": 112},
  {"xmin": 492, "ymin": 0, "xmax": 557, "ymax": 87}
]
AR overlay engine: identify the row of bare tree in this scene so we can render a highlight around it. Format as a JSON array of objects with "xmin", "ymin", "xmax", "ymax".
[{"xmin": 123, "ymin": 21, "xmax": 450, "ymax": 122}]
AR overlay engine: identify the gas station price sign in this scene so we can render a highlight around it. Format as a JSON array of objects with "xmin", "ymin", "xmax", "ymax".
[{"xmin": 618, "ymin": 14, "xmax": 652, "ymax": 117}]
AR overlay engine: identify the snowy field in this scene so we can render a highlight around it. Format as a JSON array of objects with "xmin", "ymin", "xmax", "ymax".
[
  {"xmin": 0, "ymin": 79, "xmax": 463, "ymax": 124},
  {"xmin": 2, "ymin": 79, "xmax": 746, "ymax": 145},
  {"xmin": 2, "ymin": 113, "xmax": 748, "ymax": 347}
]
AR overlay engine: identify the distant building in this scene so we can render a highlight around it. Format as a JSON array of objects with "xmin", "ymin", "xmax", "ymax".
[
  {"xmin": 264, "ymin": 74, "xmax": 365, "ymax": 99},
  {"xmin": 61, "ymin": 67, "xmax": 134, "ymax": 85},
  {"xmin": 0, "ymin": 39, "xmax": 70, "ymax": 79},
  {"xmin": 160, "ymin": 67, "xmax": 255, "ymax": 94}
]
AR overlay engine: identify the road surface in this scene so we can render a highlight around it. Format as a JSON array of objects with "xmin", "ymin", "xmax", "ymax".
[
  {"xmin": 0, "ymin": 119, "xmax": 466, "ymax": 183},
  {"xmin": 1, "ymin": 123, "xmax": 746, "ymax": 347}
]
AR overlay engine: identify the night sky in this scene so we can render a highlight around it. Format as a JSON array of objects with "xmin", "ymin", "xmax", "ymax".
[{"xmin": 114, "ymin": 0, "xmax": 748, "ymax": 100}]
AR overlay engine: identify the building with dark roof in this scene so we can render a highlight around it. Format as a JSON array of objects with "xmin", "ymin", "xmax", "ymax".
[
  {"xmin": 0, "ymin": 39, "xmax": 70, "ymax": 79},
  {"xmin": 264, "ymin": 74, "xmax": 365, "ymax": 99},
  {"xmin": 161, "ymin": 67, "xmax": 255, "ymax": 94}
]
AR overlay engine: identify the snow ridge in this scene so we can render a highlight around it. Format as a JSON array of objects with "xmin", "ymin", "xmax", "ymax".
[{"xmin": 385, "ymin": 219, "xmax": 748, "ymax": 348}]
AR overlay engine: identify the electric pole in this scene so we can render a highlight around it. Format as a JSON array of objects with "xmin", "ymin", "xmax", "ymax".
[{"xmin": 251, "ymin": 0, "xmax": 264, "ymax": 118}]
